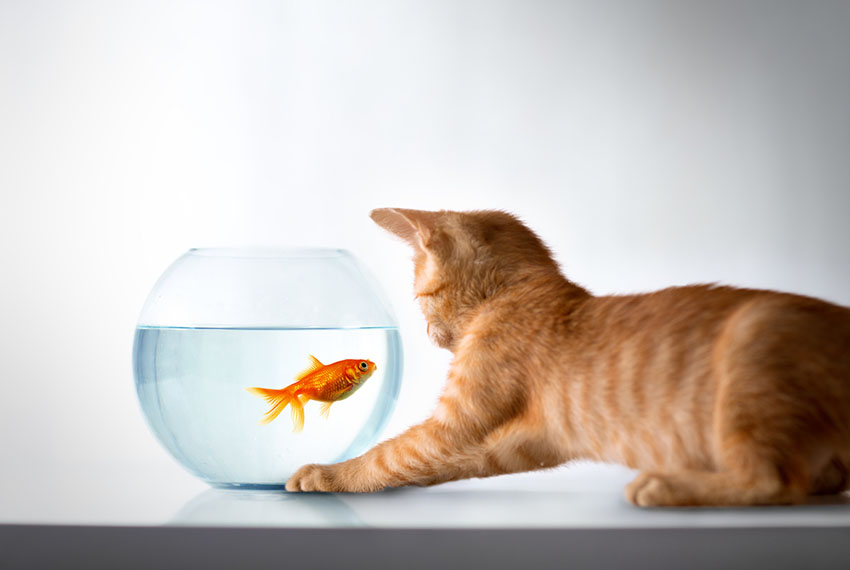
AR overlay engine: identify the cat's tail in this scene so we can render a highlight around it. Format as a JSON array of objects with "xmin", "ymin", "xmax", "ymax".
[{"xmin": 245, "ymin": 386, "xmax": 306, "ymax": 432}]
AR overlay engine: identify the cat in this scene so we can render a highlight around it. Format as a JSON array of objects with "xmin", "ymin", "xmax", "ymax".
[{"xmin": 286, "ymin": 208, "xmax": 850, "ymax": 506}]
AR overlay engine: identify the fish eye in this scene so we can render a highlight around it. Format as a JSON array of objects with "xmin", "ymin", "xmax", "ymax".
[{"xmin": 359, "ymin": 361, "xmax": 368, "ymax": 371}]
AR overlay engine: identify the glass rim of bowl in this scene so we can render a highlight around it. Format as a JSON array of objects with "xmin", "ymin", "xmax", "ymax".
[
  {"xmin": 137, "ymin": 246, "xmax": 399, "ymax": 329},
  {"xmin": 186, "ymin": 247, "xmax": 349, "ymax": 259}
]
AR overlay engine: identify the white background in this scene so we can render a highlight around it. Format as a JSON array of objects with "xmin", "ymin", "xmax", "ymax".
[{"xmin": 1, "ymin": 0, "xmax": 848, "ymax": 493}]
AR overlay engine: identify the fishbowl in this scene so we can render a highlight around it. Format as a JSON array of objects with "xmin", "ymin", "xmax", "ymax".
[{"xmin": 132, "ymin": 248, "xmax": 402, "ymax": 489}]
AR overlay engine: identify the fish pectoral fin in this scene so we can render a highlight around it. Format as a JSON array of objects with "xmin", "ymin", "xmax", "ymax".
[
  {"xmin": 290, "ymin": 395, "xmax": 307, "ymax": 433},
  {"xmin": 318, "ymin": 401, "xmax": 333, "ymax": 419},
  {"xmin": 294, "ymin": 354, "xmax": 325, "ymax": 381}
]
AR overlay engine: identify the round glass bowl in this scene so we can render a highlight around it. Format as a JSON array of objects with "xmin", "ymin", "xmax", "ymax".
[{"xmin": 132, "ymin": 248, "xmax": 402, "ymax": 489}]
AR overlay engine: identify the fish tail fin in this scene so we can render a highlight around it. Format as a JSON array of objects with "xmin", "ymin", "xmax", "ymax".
[
  {"xmin": 290, "ymin": 395, "xmax": 307, "ymax": 433},
  {"xmin": 245, "ymin": 386, "xmax": 295, "ymax": 426}
]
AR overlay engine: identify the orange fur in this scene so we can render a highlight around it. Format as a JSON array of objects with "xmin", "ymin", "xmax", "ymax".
[{"xmin": 285, "ymin": 208, "xmax": 850, "ymax": 506}]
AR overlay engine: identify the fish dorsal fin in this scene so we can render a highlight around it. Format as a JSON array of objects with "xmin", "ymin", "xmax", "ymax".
[{"xmin": 294, "ymin": 354, "xmax": 325, "ymax": 381}]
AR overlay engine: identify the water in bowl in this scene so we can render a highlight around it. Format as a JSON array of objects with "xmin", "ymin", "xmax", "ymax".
[{"xmin": 133, "ymin": 325, "xmax": 402, "ymax": 489}]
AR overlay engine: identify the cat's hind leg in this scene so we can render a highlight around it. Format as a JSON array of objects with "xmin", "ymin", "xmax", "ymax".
[
  {"xmin": 629, "ymin": 443, "xmax": 850, "ymax": 505},
  {"xmin": 625, "ymin": 465, "xmax": 807, "ymax": 507},
  {"xmin": 811, "ymin": 457, "xmax": 850, "ymax": 495},
  {"xmin": 624, "ymin": 400, "xmax": 815, "ymax": 506},
  {"xmin": 625, "ymin": 297, "xmax": 848, "ymax": 507},
  {"xmin": 625, "ymin": 396, "xmax": 821, "ymax": 506}
]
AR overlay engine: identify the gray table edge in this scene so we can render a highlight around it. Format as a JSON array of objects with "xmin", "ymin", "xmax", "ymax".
[{"xmin": 1, "ymin": 524, "xmax": 849, "ymax": 570}]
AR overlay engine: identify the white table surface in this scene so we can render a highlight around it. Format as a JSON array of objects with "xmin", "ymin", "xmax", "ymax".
[{"xmin": 4, "ymin": 459, "xmax": 849, "ymax": 529}]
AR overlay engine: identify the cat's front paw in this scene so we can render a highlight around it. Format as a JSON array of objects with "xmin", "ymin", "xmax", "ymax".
[
  {"xmin": 286, "ymin": 464, "xmax": 338, "ymax": 492},
  {"xmin": 286, "ymin": 461, "xmax": 386, "ymax": 493}
]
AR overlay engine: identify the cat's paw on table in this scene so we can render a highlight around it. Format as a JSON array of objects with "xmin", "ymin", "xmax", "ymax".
[{"xmin": 286, "ymin": 464, "xmax": 338, "ymax": 492}]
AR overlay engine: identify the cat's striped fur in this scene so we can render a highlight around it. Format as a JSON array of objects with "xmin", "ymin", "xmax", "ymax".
[{"xmin": 286, "ymin": 208, "xmax": 850, "ymax": 506}]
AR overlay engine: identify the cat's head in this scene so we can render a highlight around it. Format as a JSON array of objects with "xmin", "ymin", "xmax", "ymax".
[{"xmin": 370, "ymin": 208, "xmax": 558, "ymax": 350}]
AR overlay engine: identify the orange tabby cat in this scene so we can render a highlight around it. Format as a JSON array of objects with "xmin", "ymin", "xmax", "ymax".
[{"xmin": 286, "ymin": 208, "xmax": 850, "ymax": 506}]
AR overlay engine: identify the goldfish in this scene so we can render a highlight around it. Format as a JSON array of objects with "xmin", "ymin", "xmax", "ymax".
[{"xmin": 246, "ymin": 355, "xmax": 377, "ymax": 432}]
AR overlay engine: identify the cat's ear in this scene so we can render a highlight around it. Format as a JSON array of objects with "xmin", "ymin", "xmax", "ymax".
[{"xmin": 370, "ymin": 208, "xmax": 440, "ymax": 251}]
